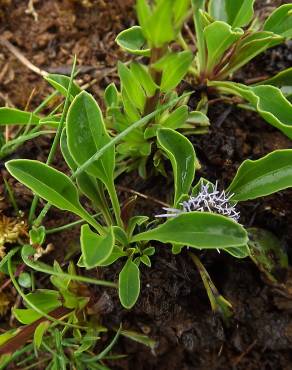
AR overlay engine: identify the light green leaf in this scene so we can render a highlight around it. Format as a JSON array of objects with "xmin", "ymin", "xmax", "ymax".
[
  {"xmin": 115, "ymin": 26, "xmax": 150, "ymax": 56},
  {"xmin": 119, "ymin": 259, "xmax": 140, "ymax": 309},
  {"xmin": 228, "ymin": 150, "xmax": 292, "ymax": 201},
  {"xmin": 221, "ymin": 31, "xmax": 283, "ymax": 77},
  {"xmin": 121, "ymin": 329, "xmax": 156, "ymax": 349},
  {"xmin": 157, "ymin": 128, "xmax": 195, "ymax": 206},
  {"xmin": 118, "ymin": 62, "xmax": 146, "ymax": 111},
  {"xmin": 208, "ymin": 0, "xmax": 227, "ymax": 22},
  {"xmin": 5, "ymin": 159, "xmax": 85, "ymax": 216},
  {"xmin": 263, "ymin": 4, "xmax": 292, "ymax": 38},
  {"xmin": 209, "ymin": 81, "xmax": 292, "ymax": 138},
  {"xmin": 204, "ymin": 21, "xmax": 243, "ymax": 72},
  {"xmin": 44, "ymin": 74, "xmax": 81, "ymax": 100},
  {"xmin": 225, "ymin": 0, "xmax": 255, "ymax": 27},
  {"xmin": 192, "ymin": 1, "xmax": 209, "ymax": 71},
  {"xmin": 133, "ymin": 212, "xmax": 248, "ymax": 249},
  {"xmin": 136, "ymin": 0, "xmax": 152, "ymax": 41},
  {"xmin": 130, "ymin": 62, "xmax": 158, "ymax": 97},
  {"xmin": 223, "ymin": 245, "xmax": 249, "ymax": 258},
  {"xmin": 154, "ymin": 51, "xmax": 193, "ymax": 92},
  {"xmin": 34, "ymin": 321, "xmax": 50, "ymax": 349},
  {"xmin": 173, "ymin": 0, "xmax": 191, "ymax": 28},
  {"xmin": 161, "ymin": 105, "xmax": 188, "ymax": 129},
  {"xmin": 81, "ymin": 225, "xmax": 114, "ymax": 268},
  {"xmin": 104, "ymin": 83, "xmax": 119, "ymax": 108},
  {"xmin": 0, "ymin": 108, "xmax": 40, "ymax": 125},
  {"xmin": 146, "ymin": 0, "xmax": 175, "ymax": 47},
  {"xmin": 18, "ymin": 272, "xmax": 32, "ymax": 288},
  {"xmin": 259, "ymin": 67, "xmax": 292, "ymax": 88}
]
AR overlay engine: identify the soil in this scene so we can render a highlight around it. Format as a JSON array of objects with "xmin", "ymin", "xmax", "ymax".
[{"xmin": 1, "ymin": 1, "xmax": 292, "ymax": 369}]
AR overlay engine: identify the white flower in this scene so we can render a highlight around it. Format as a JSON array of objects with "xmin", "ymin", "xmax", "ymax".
[{"xmin": 156, "ymin": 181, "xmax": 240, "ymax": 222}]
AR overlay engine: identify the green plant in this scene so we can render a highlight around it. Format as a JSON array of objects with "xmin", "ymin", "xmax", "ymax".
[{"xmin": 114, "ymin": 0, "xmax": 292, "ymax": 159}]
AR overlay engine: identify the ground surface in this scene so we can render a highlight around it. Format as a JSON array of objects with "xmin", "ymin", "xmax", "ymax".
[{"xmin": 1, "ymin": 1, "xmax": 292, "ymax": 369}]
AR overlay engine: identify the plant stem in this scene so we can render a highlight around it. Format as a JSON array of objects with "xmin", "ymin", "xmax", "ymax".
[
  {"xmin": 29, "ymin": 56, "xmax": 77, "ymax": 226},
  {"xmin": 45, "ymin": 213, "xmax": 101, "ymax": 234}
]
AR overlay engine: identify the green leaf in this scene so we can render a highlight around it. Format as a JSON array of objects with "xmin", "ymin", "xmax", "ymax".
[
  {"xmin": 18, "ymin": 272, "xmax": 32, "ymax": 288},
  {"xmin": 5, "ymin": 159, "xmax": 97, "ymax": 227},
  {"xmin": 204, "ymin": 21, "xmax": 243, "ymax": 72},
  {"xmin": 0, "ymin": 108, "xmax": 40, "ymax": 125},
  {"xmin": 119, "ymin": 259, "xmax": 140, "ymax": 309},
  {"xmin": 104, "ymin": 83, "xmax": 119, "ymax": 108},
  {"xmin": 13, "ymin": 290, "xmax": 61, "ymax": 324},
  {"xmin": 157, "ymin": 128, "xmax": 195, "ymax": 206},
  {"xmin": 248, "ymin": 227, "xmax": 288, "ymax": 283},
  {"xmin": 208, "ymin": 0, "xmax": 227, "ymax": 22},
  {"xmin": 130, "ymin": 62, "xmax": 158, "ymax": 97},
  {"xmin": 173, "ymin": 0, "xmax": 191, "ymax": 29},
  {"xmin": 154, "ymin": 51, "xmax": 193, "ymax": 92},
  {"xmin": 67, "ymin": 91, "xmax": 115, "ymax": 188},
  {"xmin": 225, "ymin": 0, "xmax": 255, "ymax": 28},
  {"xmin": 136, "ymin": 0, "xmax": 152, "ymax": 41},
  {"xmin": 81, "ymin": 225, "xmax": 114, "ymax": 268},
  {"xmin": 223, "ymin": 245, "xmax": 249, "ymax": 258},
  {"xmin": 220, "ymin": 32, "xmax": 283, "ymax": 77},
  {"xmin": 259, "ymin": 67, "xmax": 292, "ymax": 88},
  {"xmin": 133, "ymin": 212, "xmax": 248, "ymax": 249},
  {"xmin": 97, "ymin": 246, "xmax": 127, "ymax": 267},
  {"xmin": 146, "ymin": 0, "xmax": 175, "ymax": 47},
  {"xmin": 228, "ymin": 149, "xmax": 292, "ymax": 202},
  {"xmin": 120, "ymin": 329, "xmax": 156, "ymax": 349},
  {"xmin": 210, "ymin": 81, "xmax": 292, "ymax": 138},
  {"xmin": 118, "ymin": 62, "xmax": 146, "ymax": 111},
  {"xmin": 44, "ymin": 74, "xmax": 81, "ymax": 100},
  {"xmin": 263, "ymin": 4, "xmax": 292, "ymax": 38},
  {"xmin": 192, "ymin": 1, "xmax": 209, "ymax": 71},
  {"xmin": 160, "ymin": 105, "xmax": 188, "ymax": 129},
  {"xmin": 115, "ymin": 26, "xmax": 150, "ymax": 56},
  {"xmin": 140, "ymin": 254, "xmax": 151, "ymax": 267},
  {"xmin": 34, "ymin": 321, "xmax": 50, "ymax": 349}
]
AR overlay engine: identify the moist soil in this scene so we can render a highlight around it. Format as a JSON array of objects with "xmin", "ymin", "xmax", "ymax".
[{"xmin": 1, "ymin": 1, "xmax": 292, "ymax": 369}]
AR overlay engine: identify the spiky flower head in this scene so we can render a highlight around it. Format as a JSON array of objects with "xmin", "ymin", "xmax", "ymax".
[{"xmin": 156, "ymin": 181, "xmax": 240, "ymax": 222}]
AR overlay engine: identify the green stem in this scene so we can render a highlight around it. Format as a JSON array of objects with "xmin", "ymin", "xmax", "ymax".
[
  {"xmin": 29, "ymin": 56, "xmax": 77, "ymax": 226},
  {"xmin": 45, "ymin": 212, "xmax": 101, "ymax": 234},
  {"xmin": 107, "ymin": 181, "xmax": 123, "ymax": 228}
]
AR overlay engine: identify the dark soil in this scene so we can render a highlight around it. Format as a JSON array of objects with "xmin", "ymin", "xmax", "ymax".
[{"xmin": 1, "ymin": 1, "xmax": 292, "ymax": 369}]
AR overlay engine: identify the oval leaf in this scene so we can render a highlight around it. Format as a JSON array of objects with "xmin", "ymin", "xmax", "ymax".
[
  {"xmin": 119, "ymin": 259, "xmax": 140, "ymax": 309},
  {"xmin": 263, "ymin": 4, "xmax": 292, "ymax": 38},
  {"xmin": 81, "ymin": 225, "xmax": 114, "ymax": 268},
  {"xmin": 0, "ymin": 108, "xmax": 40, "ymax": 125},
  {"xmin": 157, "ymin": 128, "xmax": 196, "ymax": 206},
  {"xmin": 133, "ymin": 212, "xmax": 248, "ymax": 249},
  {"xmin": 115, "ymin": 26, "xmax": 150, "ymax": 56},
  {"xmin": 228, "ymin": 150, "xmax": 292, "ymax": 201},
  {"xmin": 5, "ymin": 159, "xmax": 84, "ymax": 214}
]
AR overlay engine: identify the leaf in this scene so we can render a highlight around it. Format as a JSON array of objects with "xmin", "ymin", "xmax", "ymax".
[
  {"xmin": 130, "ymin": 62, "xmax": 157, "ymax": 97},
  {"xmin": 120, "ymin": 329, "xmax": 156, "ymax": 349},
  {"xmin": 208, "ymin": 0, "xmax": 227, "ymax": 22},
  {"xmin": 133, "ymin": 212, "xmax": 248, "ymax": 249},
  {"xmin": 228, "ymin": 149, "xmax": 292, "ymax": 201},
  {"xmin": 146, "ymin": 0, "xmax": 175, "ymax": 47},
  {"xmin": 0, "ymin": 108, "xmax": 40, "ymax": 125},
  {"xmin": 157, "ymin": 128, "xmax": 196, "ymax": 206},
  {"xmin": 66, "ymin": 91, "xmax": 116, "ymax": 207},
  {"xmin": 34, "ymin": 321, "xmax": 50, "ymax": 349},
  {"xmin": 153, "ymin": 51, "xmax": 193, "ymax": 92},
  {"xmin": 259, "ymin": 67, "xmax": 292, "ymax": 88},
  {"xmin": 119, "ymin": 259, "xmax": 140, "ymax": 309},
  {"xmin": 210, "ymin": 81, "xmax": 292, "ymax": 138},
  {"xmin": 115, "ymin": 26, "xmax": 150, "ymax": 56},
  {"xmin": 223, "ymin": 245, "xmax": 249, "ymax": 258},
  {"xmin": 204, "ymin": 21, "xmax": 243, "ymax": 72},
  {"xmin": 248, "ymin": 227, "xmax": 288, "ymax": 283},
  {"xmin": 160, "ymin": 105, "xmax": 188, "ymax": 129},
  {"xmin": 18, "ymin": 272, "xmax": 32, "ymax": 288},
  {"xmin": 136, "ymin": 0, "xmax": 152, "ymax": 41},
  {"xmin": 221, "ymin": 32, "xmax": 283, "ymax": 76},
  {"xmin": 97, "ymin": 246, "xmax": 127, "ymax": 267},
  {"xmin": 118, "ymin": 62, "xmax": 146, "ymax": 111},
  {"xmin": 81, "ymin": 225, "xmax": 114, "ymax": 268},
  {"xmin": 5, "ymin": 159, "xmax": 95, "ymax": 224},
  {"xmin": 44, "ymin": 74, "xmax": 81, "ymax": 100},
  {"xmin": 263, "ymin": 4, "xmax": 292, "ymax": 38},
  {"xmin": 104, "ymin": 83, "xmax": 119, "ymax": 108},
  {"xmin": 225, "ymin": 0, "xmax": 255, "ymax": 28}
]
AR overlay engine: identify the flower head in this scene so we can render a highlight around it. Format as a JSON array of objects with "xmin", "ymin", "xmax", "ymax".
[{"xmin": 156, "ymin": 181, "xmax": 240, "ymax": 222}]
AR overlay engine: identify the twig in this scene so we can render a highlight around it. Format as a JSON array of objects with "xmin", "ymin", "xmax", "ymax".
[
  {"xmin": 232, "ymin": 340, "xmax": 257, "ymax": 366},
  {"xmin": 117, "ymin": 185, "xmax": 169, "ymax": 207},
  {"xmin": 0, "ymin": 38, "xmax": 48, "ymax": 77}
]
